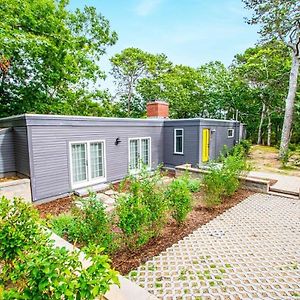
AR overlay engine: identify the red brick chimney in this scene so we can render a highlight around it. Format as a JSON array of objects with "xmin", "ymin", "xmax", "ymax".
[{"xmin": 146, "ymin": 101, "xmax": 169, "ymax": 118}]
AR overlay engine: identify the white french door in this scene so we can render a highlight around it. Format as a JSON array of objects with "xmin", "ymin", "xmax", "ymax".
[
  {"xmin": 129, "ymin": 137, "xmax": 151, "ymax": 173},
  {"xmin": 70, "ymin": 140, "xmax": 106, "ymax": 188}
]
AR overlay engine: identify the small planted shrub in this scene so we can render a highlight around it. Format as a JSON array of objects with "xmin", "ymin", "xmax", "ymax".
[
  {"xmin": 186, "ymin": 178, "xmax": 202, "ymax": 193},
  {"xmin": 203, "ymin": 150, "xmax": 248, "ymax": 207},
  {"xmin": 116, "ymin": 165, "xmax": 168, "ymax": 248},
  {"xmin": 0, "ymin": 196, "xmax": 119, "ymax": 299},
  {"xmin": 165, "ymin": 177, "xmax": 193, "ymax": 225},
  {"xmin": 51, "ymin": 192, "xmax": 115, "ymax": 253},
  {"xmin": 0, "ymin": 197, "xmax": 44, "ymax": 262}
]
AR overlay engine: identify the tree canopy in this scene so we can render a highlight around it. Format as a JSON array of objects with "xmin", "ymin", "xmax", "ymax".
[{"xmin": 0, "ymin": 0, "xmax": 117, "ymax": 117}]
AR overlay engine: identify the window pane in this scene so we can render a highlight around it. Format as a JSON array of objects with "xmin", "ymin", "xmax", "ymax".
[
  {"xmin": 175, "ymin": 130, "xmax": 183, "ymax": 153},
  {"xmin": 176, "ymin": 136, "xmax": 183, "ymax": 153},
  {"xmin": 141, "ymin": 138, "xmax": 150, "ymax": 167},
  {"xmin": 72, "ymin": 144, "xmax": 87, "ymax": 183},
  {"xmin": 90, "ymin": 142, "xmax": 104, "ymax": 179},
  {"xmin": 129, "ymin": 139, "xmax": 139, "ymax": 170}
]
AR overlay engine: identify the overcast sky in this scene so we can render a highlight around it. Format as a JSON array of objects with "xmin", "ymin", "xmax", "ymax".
[{"xmin": 69, "ymin": 0, "xmax": 260, "ymax": 92}]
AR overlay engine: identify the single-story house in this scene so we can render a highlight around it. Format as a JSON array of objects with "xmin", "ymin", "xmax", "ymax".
[{"xmin": 0, "ymin": 101, "xmax": 244, "ymax": 203}]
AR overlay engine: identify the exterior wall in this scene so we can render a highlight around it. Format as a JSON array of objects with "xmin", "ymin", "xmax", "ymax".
[
  {"xmin": 0, "ymin": 129, "xmax": 15, "ymax": 174},
  {"xmin": 163, "ymin": 120, "xmax": 200, "ymax": 168},
  {"xmin": 29, "ymin": 123, "xmax": 164, "ymax": 201},
  {"xmin": 13, "ymin": 127, "xmax": 30, "ymax": 176},
  {"xmin": 199, "ymin": 120, "xmax": 240, "ymax": 164}
]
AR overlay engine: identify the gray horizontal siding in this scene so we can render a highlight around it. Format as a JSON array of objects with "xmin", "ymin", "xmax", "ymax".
[
  {"xmin": 29, "ymin": 125, "xmax": 164, "ymax": 201},
  {"xmin": 13, "ymin": 127, "xmax": 30, "ymax": 176},
  {"xmin": 0, "ymin": 129, "xmax": 16, "ymax": 173},
  {"xmin": 163, "ymin": 125, "xmax": 200, "ymax": 168}
]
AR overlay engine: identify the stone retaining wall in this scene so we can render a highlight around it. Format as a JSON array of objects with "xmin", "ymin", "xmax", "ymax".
[{"xmin": 175, "ymin": 164, "xmax": 270, "ymax": 193}]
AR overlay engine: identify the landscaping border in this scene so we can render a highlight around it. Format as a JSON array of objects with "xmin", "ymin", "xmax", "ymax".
[{"xmin": 175, "ymin": 164, "xmax": 270, "ymax": 193}]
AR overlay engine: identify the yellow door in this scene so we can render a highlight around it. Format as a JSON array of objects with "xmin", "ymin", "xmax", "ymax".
[{"xmin": 202, "ymin": 129, "xmax": 210, "ymax": 162}]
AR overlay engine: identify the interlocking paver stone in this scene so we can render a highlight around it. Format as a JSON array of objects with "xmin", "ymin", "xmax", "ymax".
[{"xmin": 128, "ymin": 194, "xmax": 300, "ymax": 299}]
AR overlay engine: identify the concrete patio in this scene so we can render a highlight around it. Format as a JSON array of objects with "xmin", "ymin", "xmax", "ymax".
[{"xmin": 128, "ymin": 193, "xmax": 300, "ymax": 299}]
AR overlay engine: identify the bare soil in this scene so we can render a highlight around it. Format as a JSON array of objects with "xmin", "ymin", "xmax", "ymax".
[
  {"xmin": 249, "ymin": 145, "xmax": 300, "ymax": 176},
  {"xmin": 35, "ymin": 188, "xmax": 254, "ymax": 275}
]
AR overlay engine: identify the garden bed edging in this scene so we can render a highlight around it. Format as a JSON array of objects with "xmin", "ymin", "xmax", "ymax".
[{"xmin": 175, "ymin": 164, "xmax": 270, "ymax": 193}]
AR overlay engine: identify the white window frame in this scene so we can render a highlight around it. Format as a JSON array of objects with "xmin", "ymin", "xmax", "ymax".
[
  {"xmin": 227, "ymin": 128, "xmax": 234, "ymax": 138},
  {"xmin": 128, "ymin": 137, "xmax": 151, "ymax": 174},
  {"xmin": 174, "ymin": 128, "xmax": 184, "ymax": 154},
  {"xmin": 69, "ymin": 140, "xmax": 107, "ymax": 189}
]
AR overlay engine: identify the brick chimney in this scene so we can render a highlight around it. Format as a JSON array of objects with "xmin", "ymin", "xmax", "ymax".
[{"xmin": 146, "ymin": 101, "xmax": 169, "ymax": 118}]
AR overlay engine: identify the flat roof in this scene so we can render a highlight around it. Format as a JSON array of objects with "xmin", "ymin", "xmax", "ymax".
[{"xmin": 0, "ymin": 113, "xmax": 238, "ymax": 124}]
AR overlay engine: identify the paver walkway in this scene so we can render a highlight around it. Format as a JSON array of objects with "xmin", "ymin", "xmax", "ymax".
[
  {"xmin": 248, "ymin": 171, "xmax": 300, "ymax": 195},
  {"xmin": 128, "ymin": 194, "xmax": 300, "ymax": 299}
]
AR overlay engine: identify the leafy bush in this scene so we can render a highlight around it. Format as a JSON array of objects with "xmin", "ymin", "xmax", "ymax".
[
  {"xmin": 222, "ymin": 140, "xmax": 252, "ymax": 158},
  {"xmin": 165, "ymin": 177, "xmax": 193, "ymax": 225},
  {"xmin": 203, "ymin": 151, "xmax": 248, "ymax": 207},
  {"xmin": 51, "ymin": 192, "xmax": 114, "ymax": 253},
  {"xmin": 0, "ymin": 196, "xmax": 119, "ymax": 299},
  {"xmin": 116, "ymin": 165, "xmax": 168, "ymax": 248},
  {"xmin": 0, "ymin": 197, "xmax": 44, "ymax": 262},
  {"xmin": 186, "ymin": 178, "xmax": 201, "ymax": 193}
]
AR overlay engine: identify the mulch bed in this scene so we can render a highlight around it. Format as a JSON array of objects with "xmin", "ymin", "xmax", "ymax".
[
  {"xmin": 111, "ymin": 189, "xmax": 254, "ymax": 275},
  {"xmin": 35, "ymin": 196, "xmax": 73, "ymax": 218},
  {"xmin": 35, "ymin": 188, "xmax": 254, "ymax": 275}
]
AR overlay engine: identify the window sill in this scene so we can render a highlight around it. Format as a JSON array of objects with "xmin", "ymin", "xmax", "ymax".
[{"xmin": 173, "ymin": 152, "xmax": 184, "ymax": 155}]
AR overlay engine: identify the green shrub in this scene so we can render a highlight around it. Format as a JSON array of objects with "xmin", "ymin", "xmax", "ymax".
[
  {"xmin": 2, "ymin": 243, "xmax": 119, "ymax": 299},
  {"xmin": 222, "ymin": 140, "xmax": 252, "ymax": 158},
  {"xmin": 117, "ymin": 193, "xmax": 152, "ymax": 248},
  {"xmin": 0, "ymin": 196, "xmax": 119, "ymax": 299},
  {"xmin": 116, "ymin": 165, "xmax": 168, "ymax": 248},
  {"xmin": 165, "ymin": 177, "xmax": 193, "ymax": 225},
  {"xmin": 0, "ymin": 197, "xmax": 44, "ymax": 262},
  {"xmin": 203, "ymin": 151, "xmax": 248, "ymax": 207},
  {"xmin": 51, "ymin": 192, "xmax": 114, "ymax": 253},
  {"xmin": 186, "ymin": 178, "xmax": 201, "ymax": 193}
]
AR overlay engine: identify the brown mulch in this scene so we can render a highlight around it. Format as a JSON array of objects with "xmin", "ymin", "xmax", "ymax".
[
  {"xmin": 111, "ymin": 189, "xmax": 254, "ymax": 275},
  {"xmin": 35, "ymin": 196, "xmax": 73, "ymax": 218},
  {"xmin": 35, "ymin": 188, "xmax": 254, "ymax": 275},
  {"xmin": 0, "ymin": 176, "xmax": 19, "ymax": 183}
]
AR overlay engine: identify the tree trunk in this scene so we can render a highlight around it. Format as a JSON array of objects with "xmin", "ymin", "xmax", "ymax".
[
  {"xmin": 257, "ymin": 102, "xmax": 266, "ymax": 145},
  {"xmin": 267, "ymin": 108, "xmax": 272, "ymax": 146},
  {"xmin": 279, "ymin": 52, "xmax": 300, "ymax": 159}
]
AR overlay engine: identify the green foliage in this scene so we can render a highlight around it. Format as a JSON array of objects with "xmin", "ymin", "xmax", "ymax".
[
  {"xmin": 203, "ymin": 151, "xmax": 248, "ymax": 207},
  {"xmin": 0, "ymin": 197, "xmax": 44, "ymax": 262},
  {"xmin": 222, "ymin": 140, "xmax": 252, "ymax": 158},
  {"xmin": 0, "ymin": 0, "xmax": 117, "ymax": 117},
  {"xmin": 51, "ymin": 192, "xmax": 115, "ymax": 253},
  {"xmin": 165, "ymin": 177, "xmax": 193, "ymax": 225},
  {"xmin": 0, "ymin": 196, "xmax": 118, "ymax": 299},
  {"xmin": 116, "ymin": 165, "xmax": 168, "ymax": 248},
  {"xmin": 110, "ymin": 47, "xmax": 171, "ymax": 117},
  {"xmin": 186, "ymin": 178, "xmax": 202, "ymax": 193}
]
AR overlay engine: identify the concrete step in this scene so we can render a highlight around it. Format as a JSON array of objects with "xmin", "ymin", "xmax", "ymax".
[
  {"xmin": 268, "ymin": 191, "xmax": 299, "ymax": 200},
  {"xmin": 74, "ymin": 183, "xmax": 109, "ymax": 197},
  {"xmin": 269, "ymin": 186, "xmax": 299, "ymax": 197}
]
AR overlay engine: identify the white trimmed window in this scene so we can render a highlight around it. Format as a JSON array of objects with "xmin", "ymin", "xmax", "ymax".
[
  {"xmin": 174, "ymin": 128, "xmax": 184, "ymax": 154},
  {"xmin": 227, "ymin": 128, "xmax": 234, "ymax": 138},
  {"xmin": 129, "ymin": 137, "xmax": 151, "ymax": 173},
  {"xmin": 70, "ymin": 140, "xmax": 106, "ymax": 188}
]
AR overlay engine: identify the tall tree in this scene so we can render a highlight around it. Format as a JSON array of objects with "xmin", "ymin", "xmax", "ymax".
[
  {"xmin": 232, "ymin": 42, "xmax": 290, "ymax": 145},
  {"xmin": 138, "ymin": 65, "xmax": 206, "ymax": 118},
  {"xmin": 110, "ymin": 48, "xmax": 171, "ymax": 116},
  {"xmin": 0, "ymin": 0, "xmax": 117, "ymax": 117},
  {"xmin": 243, "ymin": 0, "xmax": 300, "ymax": 158}
]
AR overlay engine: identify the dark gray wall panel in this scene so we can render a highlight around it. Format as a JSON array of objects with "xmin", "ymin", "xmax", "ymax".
[
  {"xmin": 163, "ymin": 125, "xmax": 200, "ymax": 168},
  {"xmin": 30, "ymin": 125, "xmax": 164, "ymax": 201},
  {"xmin": 13, "ymin": 127, "xmax": 30, "ymax": 176},
  {"xmin": 0, "ymin": 129, "xmax": 16, "ymax": 173}
]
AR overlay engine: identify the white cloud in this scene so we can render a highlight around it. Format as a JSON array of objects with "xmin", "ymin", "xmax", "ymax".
[{"xmin": 134, "ymin": 0, "xmax": 162, "ymax": 16}]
